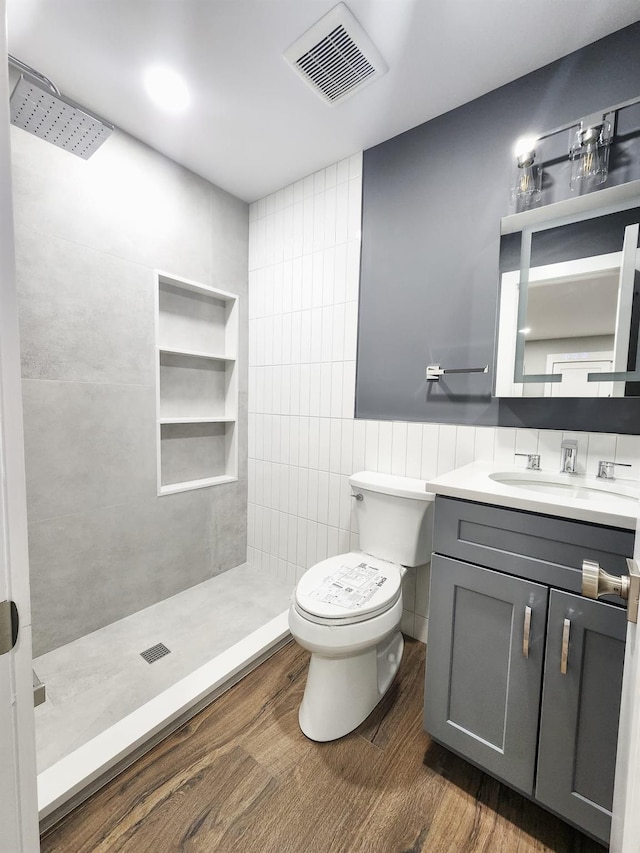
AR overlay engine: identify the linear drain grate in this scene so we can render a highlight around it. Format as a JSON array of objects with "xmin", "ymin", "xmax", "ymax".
[{"xmin": 140, "ymin": 642, "xmax": 171, "ymax": 664}]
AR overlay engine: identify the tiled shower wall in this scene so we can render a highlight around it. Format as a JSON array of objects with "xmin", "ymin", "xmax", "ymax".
[
  {"xmin": 247, "ymin": 153, "xmax": 640, "ymax": 640},
  {"xmin": 13, "ymin": 126, "xmax": 248, "ymax": 656}
]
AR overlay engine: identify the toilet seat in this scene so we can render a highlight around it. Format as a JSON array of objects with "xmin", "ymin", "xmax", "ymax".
[{"xmin": 294, "ymin": 552, "xmax": 402, "ymax": 626}]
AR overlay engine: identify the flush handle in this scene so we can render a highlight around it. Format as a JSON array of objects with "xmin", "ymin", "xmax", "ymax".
[{"xmin": 522, "ymin": 606, "xmax": 532, "ymax": 659}]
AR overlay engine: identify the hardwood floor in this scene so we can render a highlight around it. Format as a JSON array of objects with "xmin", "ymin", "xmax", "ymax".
[{"xmin": 41, "ymin": 638, "xmax": 605, "ymax": 853}]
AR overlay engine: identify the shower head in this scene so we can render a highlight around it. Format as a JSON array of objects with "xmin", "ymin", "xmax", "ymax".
[{"xmin": 8, "ymin": 55, "xmax": 114, "ymax": 159}]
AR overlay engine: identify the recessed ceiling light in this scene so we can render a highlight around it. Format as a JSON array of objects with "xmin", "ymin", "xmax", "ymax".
[{"xmin": 143, "ymin": 65, "xmax": 190, "ymax": 113}]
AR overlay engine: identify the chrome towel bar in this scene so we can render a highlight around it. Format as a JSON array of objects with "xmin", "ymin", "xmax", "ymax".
[{"xmin": 426, "ymin": 364, "xmax": 489, "ymax": 381}]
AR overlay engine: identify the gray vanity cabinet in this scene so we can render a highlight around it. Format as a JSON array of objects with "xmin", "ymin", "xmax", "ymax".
[
  {"xmin": 536, "ymin": 590, "xmax": 626, "ymax": 843},
  {"xmin": 425, "ymin": 554, "xmax": 548, "ymax": 795},
  {"xmin": 424, "ymin": 496, "xmax": 633, "ymax": 845}
]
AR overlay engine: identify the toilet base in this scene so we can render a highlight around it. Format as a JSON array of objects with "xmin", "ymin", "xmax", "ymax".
[{"xmin": 298, "ymin": 630, "xmax": 404, "ymax": 742}]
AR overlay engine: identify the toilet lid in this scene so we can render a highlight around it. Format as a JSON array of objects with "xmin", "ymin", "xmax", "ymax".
[{"xmin": 295, "ymin": 552, "xmax": 402, "ymax": 621}]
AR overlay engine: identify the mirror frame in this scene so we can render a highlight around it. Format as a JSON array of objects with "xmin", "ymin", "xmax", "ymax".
[
  {"xmin": 495, "ymin": 180, "xmax": 640, "ymax": 435},
  {"xmin": 497, "ymin": 179, "xmax": 640, "ymax": 396}
]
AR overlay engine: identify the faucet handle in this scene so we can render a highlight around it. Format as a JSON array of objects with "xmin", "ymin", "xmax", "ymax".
[
  {"xmin": 515, "ymin": 452, "xmax": 541, "ymax": 470},
  {"xmin": 597, "ymin": 460, "xmax": 632, "ymax": 480}
]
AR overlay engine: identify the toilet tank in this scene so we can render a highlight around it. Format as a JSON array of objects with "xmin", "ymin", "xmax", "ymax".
[{"xmin": 349, "ymin": 471, "xmax": 435, "ymax": 566}]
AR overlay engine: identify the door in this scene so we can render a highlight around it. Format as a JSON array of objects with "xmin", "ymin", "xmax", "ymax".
[
  {"xmin": 536, "ymin": 591, "xmax": 626, "ymax": 845},
  {"xmin": 611, "ymin": 507, "xmax": 640, "ymax": 852},
  {"xmin": 424, "ymin": 555, "xmax": 548, "ymax": 795},
  {"xmin": 0, "ymin": 7, "xmax": 40, "ymax": 851},
  {"xmin": 544, "ymin": 353, "xmax": 614, "ymax": 398}
]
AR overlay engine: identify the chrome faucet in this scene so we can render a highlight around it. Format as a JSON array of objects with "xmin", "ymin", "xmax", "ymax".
[
  {"xmin": 560, "ymin": 439, "xmax": 578, "ymax": 474},
  {"xmin": 597, "ymin": 460, "xmax": 632, "ymax": 480},
  {"xmin": 515, "ymin": 452, "xmax": 541, "ymax": 470}
]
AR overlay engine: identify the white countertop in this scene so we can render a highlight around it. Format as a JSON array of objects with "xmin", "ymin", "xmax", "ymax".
[{"xmin": 426, "ymin": 461, "xmax": 639, "ymax": 531}]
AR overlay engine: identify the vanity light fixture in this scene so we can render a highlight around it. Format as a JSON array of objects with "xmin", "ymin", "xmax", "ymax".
[
  {"xmin": 512, "ymin": 137, "xmax": 542, "ymax": 205},
  {"xmin": 509, "ymin": 94, "xmax": 640, "ymax": 205},
  {"xmin": 569, "ymin": 118, "xmax": 612, "ymax": 192}
]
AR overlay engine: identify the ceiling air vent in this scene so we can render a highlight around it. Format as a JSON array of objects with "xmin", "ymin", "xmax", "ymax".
[{"xmin": 284, "ymin": 2, "xmax": 388, "ymax": 105}]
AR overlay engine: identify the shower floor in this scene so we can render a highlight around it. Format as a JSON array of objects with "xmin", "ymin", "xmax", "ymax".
[{"xmin": 33, "ymin": 563, "xmax": 293, "ymax": 773}]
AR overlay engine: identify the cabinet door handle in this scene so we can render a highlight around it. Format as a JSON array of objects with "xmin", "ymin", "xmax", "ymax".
[
  {"xmin": 522, "ymin": 605, "xmax": 532, "ymax": 658},
  {"xmin": 560, "ymin": 618, "xmax": 571, "ymax": 675}
]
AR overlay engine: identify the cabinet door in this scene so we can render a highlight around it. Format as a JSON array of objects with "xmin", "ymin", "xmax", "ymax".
[
  {"xmin": 424, "ymin": 555, "xmax": 548, "ymax": 794},
  {"xmin": 536, "ymin": 590, "xmax": 626, "ymax": 845}
]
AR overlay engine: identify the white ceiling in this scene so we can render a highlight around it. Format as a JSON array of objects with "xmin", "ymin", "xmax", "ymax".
[{"xmin": 7, "ymin": 0, "xmax": 640, "ymax": 203}]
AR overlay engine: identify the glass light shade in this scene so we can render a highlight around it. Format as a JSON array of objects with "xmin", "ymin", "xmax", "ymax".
[
  {"xmin": 569, "ymin": 120, "xmax": 611, "ymax": 191},
  {"xmin": 512, "ymin": 148, "xmax": 542, "ymax": 206}
]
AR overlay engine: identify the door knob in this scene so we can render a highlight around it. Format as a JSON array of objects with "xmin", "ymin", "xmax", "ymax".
[
  {"xmin": 582, "ymin": 559, "xmax": 640, "ymax": 624},
  {"xmin": 582, "ymin": 559, "xmax": 629, "ymax": 601}
]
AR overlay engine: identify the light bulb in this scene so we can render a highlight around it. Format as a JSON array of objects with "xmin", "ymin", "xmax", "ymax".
[
  {"xmin": 569, "ymin": 120, "xmax": 611, "ymax": 192},
  {"xmin": 511, "ymin": 138, "xmax": 542, "ymax": 205}
]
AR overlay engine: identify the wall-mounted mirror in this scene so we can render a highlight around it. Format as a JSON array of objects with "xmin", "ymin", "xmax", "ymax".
[{"xmin": 495, "ymin": 181, "xmax": 640, "ymax": 398}]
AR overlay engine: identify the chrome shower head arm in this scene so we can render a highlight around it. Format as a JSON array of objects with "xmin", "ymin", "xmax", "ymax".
[{"xmin": 8, "ymin": 54, "xmax": 60, "ymax": 96}]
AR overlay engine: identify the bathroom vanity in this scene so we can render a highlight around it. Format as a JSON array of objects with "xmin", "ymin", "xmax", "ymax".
[{"xmin": 424, "ymin": 461, "xmax": 638, "ymax": 846}]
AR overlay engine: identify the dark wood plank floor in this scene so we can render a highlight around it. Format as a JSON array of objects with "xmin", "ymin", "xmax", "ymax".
[{"xmin": 41, "ymin": 638, "xmax": 605, "ymax": 853}]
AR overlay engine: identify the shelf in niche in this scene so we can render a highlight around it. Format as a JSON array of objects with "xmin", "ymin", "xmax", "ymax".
[
  {"xmin": 158, "ymin": 346, "xmax": 236, "ymax": 362},
  {"xmin": 155, "ymin": 271, "xmax": 239, "ymax": 495},
  {"xmin": 159, "ymin": 474, "xmax": 238, "ymax": 496},
  {"xmin": 159, "ymin": 416, "xmax": 236, "ymax": 425}
]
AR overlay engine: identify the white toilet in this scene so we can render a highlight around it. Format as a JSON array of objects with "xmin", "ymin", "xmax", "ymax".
[{"xmin": 288, "ymin": 470, "xmax": 434, "ymax": 742}]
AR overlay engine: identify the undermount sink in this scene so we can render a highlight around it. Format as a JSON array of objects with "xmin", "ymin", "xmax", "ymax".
[{"xmin": 488, "ymin": 471, "xmax": 639, "ymax": 505}]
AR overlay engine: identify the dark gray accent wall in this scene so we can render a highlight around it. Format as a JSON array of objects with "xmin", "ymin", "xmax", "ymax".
[{"xmin": 357, "ymin": 22, "xmax": 640, "ymax": 432}]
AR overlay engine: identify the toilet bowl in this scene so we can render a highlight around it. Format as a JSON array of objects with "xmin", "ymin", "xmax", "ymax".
[{"xmin": 289, "ymin": 471, "xmax": 434, "ymax": 742}]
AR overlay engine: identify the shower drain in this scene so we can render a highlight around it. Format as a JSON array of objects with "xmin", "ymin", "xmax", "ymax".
[{"xmin": 140, "ymin": 642, "xmax": 171, "ymax": 664}]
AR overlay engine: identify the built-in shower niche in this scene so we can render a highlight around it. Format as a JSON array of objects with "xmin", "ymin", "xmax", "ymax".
[{"xmin": 155, "ymin": 272, "xmax": 238, "ymax": 495}]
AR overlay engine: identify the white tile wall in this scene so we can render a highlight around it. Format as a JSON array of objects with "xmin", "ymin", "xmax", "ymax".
[{"xmin": 247, "ymin": 153, "xmax": 640, "ymax": 641}]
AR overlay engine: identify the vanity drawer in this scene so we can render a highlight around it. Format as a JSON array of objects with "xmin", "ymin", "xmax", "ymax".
[{"xmin": 433, "ymin": 496, "xmax": 634, "ymax": 596}]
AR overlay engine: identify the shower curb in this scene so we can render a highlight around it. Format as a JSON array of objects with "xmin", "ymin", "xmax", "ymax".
[{"xmin": 38, "ymin": 612, "xmax": 291, "ymax": 834}]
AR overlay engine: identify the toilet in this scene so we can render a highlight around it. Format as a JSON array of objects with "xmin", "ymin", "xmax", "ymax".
[{"xmin": 288, "ymin": 470, "xmax": 435, "ymax": 742}]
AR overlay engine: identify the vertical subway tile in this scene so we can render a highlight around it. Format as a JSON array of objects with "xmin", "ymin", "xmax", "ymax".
[
  {"xmin": 298, "ymin": 415, "xmax": 310, "ymax": 468},
  {"xmin": 420, "ymin": 424, "xmax": 439, "ymax": 480},
  {"xmin": 537, "ymin": 429, "xmax": 563, "ymax": 470},
  {"xmin": 316, "ymin": 523, "xmax": 328, "ymax": 563},
  {"xmin": 474, "ymin": 427, "xmax": 496, "ymax": 462},
  {"xmin": 318, "ymin": 417, "xmax": 331, "ymax": 471},
  {"xmin": 309, "ymin": 364, "xmax": 321, "ymax": 418},
  {"xmin": 365, "ymin": 420, "xmax": 379, "ymax": 471},
  {"xmin": 615, "ymin": 434, "xmax": 640, "ymax": 471},
  {"xmin": 317, "ymin": 470, "xmax": 330, "ymax": 525},
  {"xmin": 391, "ymin": 422, "xmax": 408, "ymax": 476},
  {"xmin": 352, "ymin": 419, "xmax": 366, "ymax": 473},
  {"xmin": 437, "ymin": 425, "xmax": 457, "ymax": 475},
  {"xmin": 455, "ymin": 425, "xmax": 476, "ymax": 468},
  {"xmin": 327, "ymin": 525, "xmax": 339, "ymax": 558},
  {"xmin": 298, "ymin": 467, "xmax": 309, "ymax": 519},
  {"xmin": 494, "ymin": 427, "xmax": 517, "ymax": 465},
  {"xmin": 378, "ymin": 421, "xmax": 393, "ymax": 474},
  {"xmin": 330, "ymin": 362, "xmax": 344, "ymax": 417},
  {"xmin": 333, "ymin": 242, "xmax": 347, "ymax": 304},
  {"xmin": 328, "ymin": 473, "xmax": 341, "ymax": 528},
  {"xmin": 406, "ymin": 423, "xmax": 423, "ymax": 478},
  {"xmin": 329, "ymin": 418, "xmax": 342, "ymax": 473},
  {"xmin": 307, "ymin": 468, "xmax": 318, "ymax": 521},
  {"xmin": 342, "ymin": 362, "xmax": 356, "ymax": 418},
  {"xmin": 340, "ymin": 419, "xmax": 354, "ymax": 475},
  {"xmin": 308, "ymin": 416, "xmax": 320, "ymax": 471}
]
